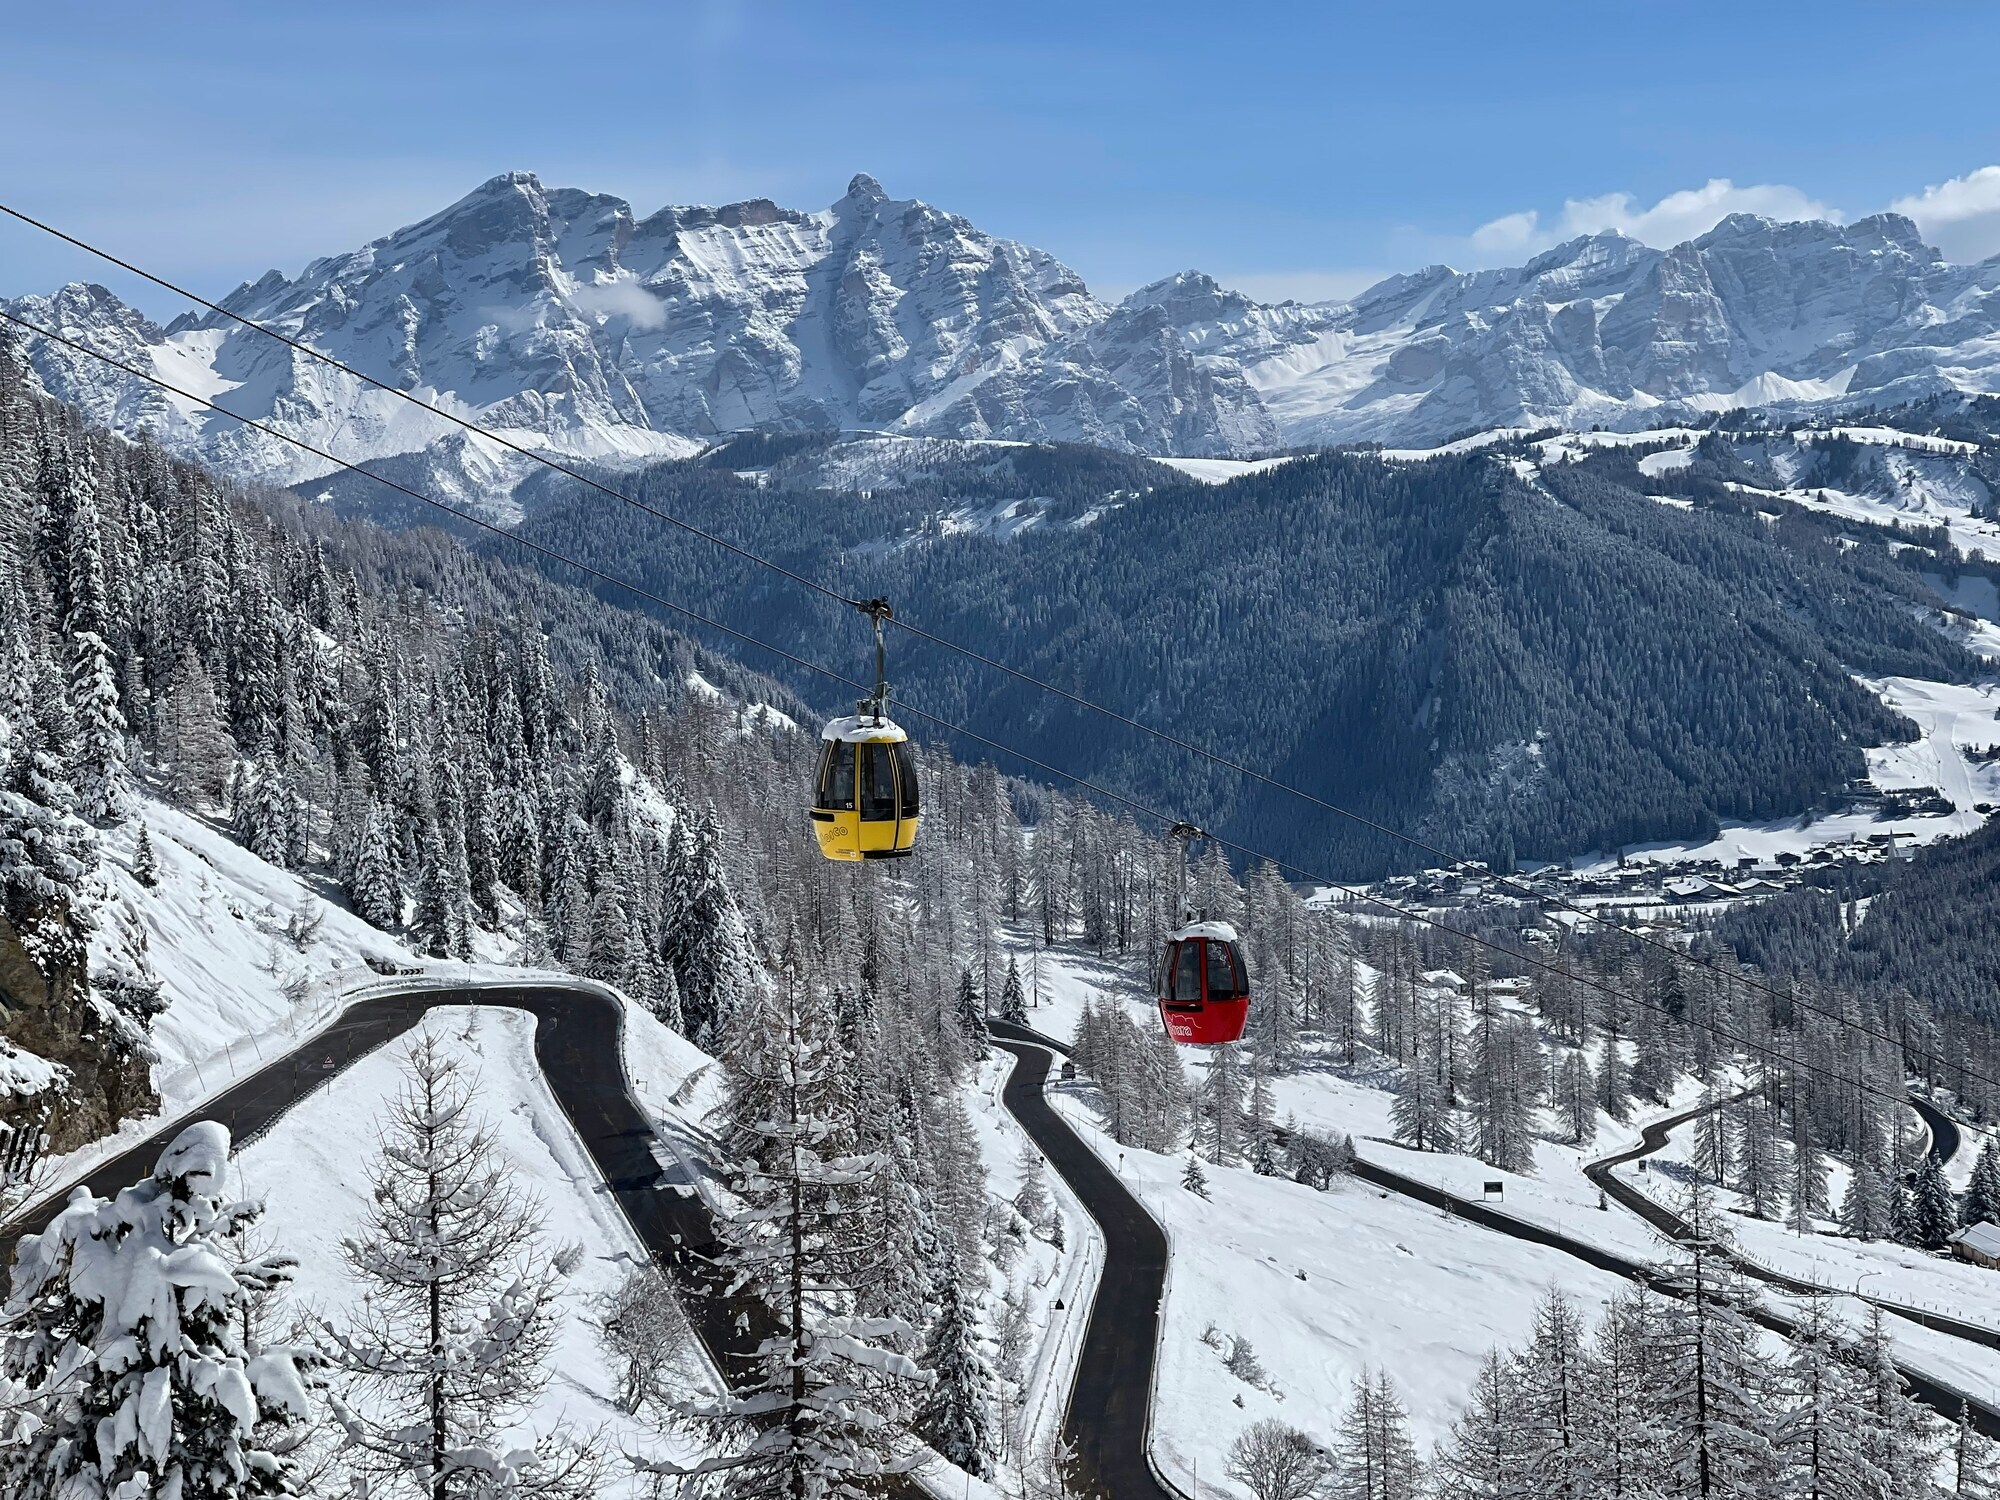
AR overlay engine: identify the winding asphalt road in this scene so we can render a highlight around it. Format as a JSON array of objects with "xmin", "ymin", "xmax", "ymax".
[
  {"xmin": 990, "ymin": 1018, "xmax": 2000, "ymax": 1462},
  {"xmin": 992, "ymin": 1034, "xmax": 1174, "ymax": 1500},
  {"xmin": 6, "ymin": 984, "xmax": 769, "ymax": 1396},
  {"xmin": 1586, "ymin": 1088, "xmax": 2000, "ymax": 1355}
]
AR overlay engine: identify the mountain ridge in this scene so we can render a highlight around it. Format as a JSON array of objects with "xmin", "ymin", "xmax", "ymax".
[{"xmin": 9, "ymin": 172, "xmax": 2000, "ymax": 505}]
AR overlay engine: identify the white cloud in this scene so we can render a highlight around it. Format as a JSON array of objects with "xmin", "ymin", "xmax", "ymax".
[
  {"xmin": 1891, "ymin": 165, "xmax": 2000, "ymax": 264},
  {"xmin": 567, "ymin": 278, "xmax": 669, "ymax": 328},
  {"xmin": 1470, "ymin": 178, "xmax": 1840, "ymax": 263}
]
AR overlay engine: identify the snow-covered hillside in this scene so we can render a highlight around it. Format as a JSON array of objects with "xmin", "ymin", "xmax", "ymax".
[{"xmin": 1020, "ymin": 937, "xmax": 2000, "ymax": 1495}]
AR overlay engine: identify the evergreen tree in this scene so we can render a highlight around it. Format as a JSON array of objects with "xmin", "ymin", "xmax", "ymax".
[
  {"xmin": 1432, "ymin": 1349, "xmax": 1524, "ymax": 1500},
  {"xmin": 131, "ymin": 820, "xmax": 159, "ymax": 887},
  {"xmin": 915, "ymin": 1246, "xmax": 996, "ymax": 1477},
  {"xmin": 1841, "ymin": 1151, "xmax": 1896, "ymax": 1241},
  {"xmin": 998, "ymin": 957, "xmax": 1028, "ymax": 1024},
  {"xmin": 66, "ymin": 629, "xmax": 125, "ymax": 822},
  {"xmin": 1908, "ymin": 1153, "xmax": 1960, "ymax": 1250},
  {"xmin": 1692, "ymin": 1087, "xmax": 1735, "ymax": 1184},
  {"xmin": 1509, "ymin": 1287, "xmax": 1595, "ymax": 1500},
  {"xmin": 1789, "ymin": 1106, "xmax": 1830, "ymax": 1234},
  {"xmin": 656, "ymin": 958, "xmax": 925, "ymax": 1499},
  {"xmin": 954, "ymin": 967, "xmax": 989, "ymax": 1059},
  {"xmin": 1553, "ymin": 1048, "xmax": 1596, "ymax": 1146},
  {"xmin": 1734, "ymin": 1100, "xmax": 1788, "ymax": 1221},
  {"xmin": 1197, "ymin": 1043, "xmax": 1246, "ymax": 1165},
  {"xmin": 0, "ymin": 670, "xmax": 96, "ymax": 973},
  {"xmin": 322, "ymin": 1031, "xmax": 597, "ymax": 1499},
  {"xmin": 1654, "ymin": 1181, "xmax": 1780, "ymax": 1497},
  {"xmin": 1848, "ymin": 1306, "xmax": 1946, "ymax": 1495},
  {"xmin": 347, "ymin": 799, "xmax": 402, "ymax": 930},
  {"xmin": 1965, "ymin": 1138, "xmax": 2000, "ymax": 1228},
  {"xmin": 1181, "ymin": 1153, "xmax": 1210, "ymax": 1199},
  {"xmin": 0, "ymin": 1122, "xmax": 318, "ymax": 1499},
  {"xmin": 1333, "ymin": 1370, "xmax": 1423, "ymax": 1500}
]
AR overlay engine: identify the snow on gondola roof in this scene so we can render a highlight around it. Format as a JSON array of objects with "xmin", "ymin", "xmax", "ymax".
[
  {"xmin": 821, "ymin": 714, "xmax": 908, "ymax": 743},
  {"xmin": 1170, "ymin": 920, "xmax": 1240, "ymax": 944}
]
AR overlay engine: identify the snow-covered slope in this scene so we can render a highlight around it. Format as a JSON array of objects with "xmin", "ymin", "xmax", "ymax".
[{"xmin": 16, "ymin": 180, "xmax": 2000, "ymax": 495}]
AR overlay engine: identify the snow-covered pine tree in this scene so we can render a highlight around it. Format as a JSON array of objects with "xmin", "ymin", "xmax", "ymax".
[
  {"xmin": 1965, "ymin": 1138, "xmax": 2000, "ymax": 1228},
  {"xmin": 1907, "ymin": 1153, "xmax": 1959, "ymax": 1250},
  {"xmin": 1841, "ymin": 1150, "xmax": 1896, "ymax": 1241},
  {"xmin": 915, "ymin": 1242, "xmax": 996, "ymax": 1477},
  {"xmin": 1013, "ymin": 1143, "xmax": 1054, "ymax": 1235},
  {"xmin": 657, "ymin": 957, "xmax": 925, "ymax": 1498},
  {"xmin": 1389, "ymin": 1049, "xmax": 1458, "ymax": 1155},
  {"xmin": 407, "ymin": 819, "xmax": 462, "ymax": 959},
  {"xmin": 131, "ymin": 820, "xmax": 159, "ymax": 887},
  {"xmin": 1334, "ymin": 1370, "xmax": 1424, "ymax": 1500},
  {"xmin": 321, "ymin": 1031, "xmax": 597, "ymax": 1499},
  {"xmin": 66, "ymin": 629, "xmax": 125, "ymax": 823},
  {"xmin": 0, "ymin": 1122, "xmax": 318, "ymax": 1499},
  {"xmin": 954, "ymin": 967, "xmax": 989, "ymax": 1059},
  {"xmin": 1653, "ymin": 1180, "xmax": 1781, "ymax": 1496},
  {"xmin": 234, "ymin": 756, "xmax": 297, "ymax": 871},
  {"xmin": 1581, "ymin": 1282, "xmax": 1672, "ymax": 1500},
  {"xmin": 1734, "ymin": 1099, "xmax": 1788, "ymax": 1220},
  {"xmin": 1692, "ymin": 1087, "xmax": 1735, "ymax": 1184},
  {"xmin": 1246, "ymin": 1061, "xmax": 1281, "ymax": 1176},
  {"xmin": 1509, "ymin": 1286, "xmax": 1595, "ymax": 1500},
  {"xmin": 1848, "ymin": 1305, "xmax": 1946, "ymax": 1493},
  {"xmin": 1789, "ymin": 1104, "xmax": 1830, "ymax": 1234},
  {"xmin": 1597, "ymin": 1026, "xmax": 1632, "ymax": 1125},
  {"xmin": 1955, "ymin": 1401, "xmax": 2000, "ymax": 1500},
  {"xmin": 1553, "ymin": 1048, "xmax": 1596, "ymax": 1146},
  {"xmin": 0, "ymin": 663, "xmax": 96, "ymax": 974},
  {"xmin": 1773, "ymin": 1291, "xmax": 1876, "ymax": 1500},
  {"xmin": 155, "ymin": 646, "xmax": 235, "ymax": 806},
  {"xmin": 584, "ymin": 865, "xmax": 634, "ymax": 988},
  {"xmin": 1433, "ymin": 1349, "xmax": 1526, "ymax": 1500},
  {"xmin": 1181, "ymin": 1153, "xmax": 1210, "ymax": 1198},
  {"xmin": 346, "ymin": 798, "xmax": 402, "ymax": 930},
  {"xmin": 998, "ymin": 956, "xmax": 1028, "ymax": 1024},
  {"xmin": 1197, "ymin": 1042, "xmax": 1246, "ymax": 1165},
  {"xmin": 662, "ymin": 803, "xmax": 754, "ymax": 1048}
]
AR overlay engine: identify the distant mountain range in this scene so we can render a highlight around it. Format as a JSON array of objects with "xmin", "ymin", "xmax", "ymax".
[{"xmin": 8, "ymin": 171, "xmax": 2000, "ymax": 502}]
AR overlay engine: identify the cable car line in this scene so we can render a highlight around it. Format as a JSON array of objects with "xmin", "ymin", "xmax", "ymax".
[
  {"xmin": 2, "ymin": 303, "xmax": 1981, "ymax": 1137},
  {"xmin": 6, "ymin": 205, "xmax": 1962, "ymax": 1089},
  {"xmin": 3, "ymin": 202, "xmax": 1974, "ymax": 1092}
]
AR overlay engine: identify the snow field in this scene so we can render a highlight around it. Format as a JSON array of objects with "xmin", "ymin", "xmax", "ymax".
[
  {"xmin": 1043, "ymin": 1085, "xmax": 1636, "ymax": 1497},
  {"xmin": 1617, "ymin": 1109, "xmax": 2000, "ymax": 1341}
]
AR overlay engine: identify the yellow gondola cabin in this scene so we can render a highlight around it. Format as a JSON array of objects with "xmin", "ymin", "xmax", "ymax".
[{"xmin": 810, "ymin": 715, "xmax": 920, "ymax": 860}]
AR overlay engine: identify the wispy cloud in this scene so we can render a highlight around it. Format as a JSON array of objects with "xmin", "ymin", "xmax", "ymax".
[
  {"xmin": 567, "ymin": 278, "xmax": 669, "ymax": 329},
  {"xmin": 1470, "ymin": 178, "xmax": 1840, "ymax": 261},
  {"xmin": 1891, "ymin": 165, "xmax": 2000, "ymax": 264}
]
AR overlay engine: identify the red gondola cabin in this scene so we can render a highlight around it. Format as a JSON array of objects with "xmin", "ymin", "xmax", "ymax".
[{"xmin": 1156, "ymin": 920, "xmax": 1250, "ymax": 1045}]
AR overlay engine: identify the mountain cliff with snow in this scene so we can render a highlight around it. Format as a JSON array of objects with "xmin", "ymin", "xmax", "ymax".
[{"xmin": 9, "ymin": 171, "xmax": 2000, "ymax": 506}]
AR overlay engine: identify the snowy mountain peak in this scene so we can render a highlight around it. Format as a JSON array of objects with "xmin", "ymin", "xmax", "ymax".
[
  {"xmin": 11, "ymin": 181, "xmax": 2000, "ymax": 501},
  {"xmin": 843, "ymin": 171, "xmax": 889, "ymax": 206}
]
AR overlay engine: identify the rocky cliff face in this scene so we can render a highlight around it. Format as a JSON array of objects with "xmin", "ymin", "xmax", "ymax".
[
  {"xmin": 9, "ymin": 175, "xmax": 2000, "ymax": 507},
  {"xmin": 0, "ymin": 910, "xmax": 155, "ymax": 1153}
]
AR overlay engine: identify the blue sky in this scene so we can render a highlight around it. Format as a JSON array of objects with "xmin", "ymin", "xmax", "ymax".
[{"xmin": 7, "ymin": 0, "xmax": 2000, "ymax": 315}]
